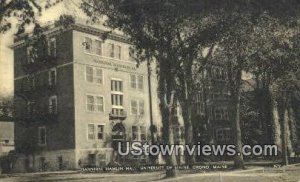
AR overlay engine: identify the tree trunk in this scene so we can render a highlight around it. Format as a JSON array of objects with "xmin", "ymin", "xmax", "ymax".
[
  {"xmin": 269, "ymin": 85, "xmax": 282, "ymax": 151},
  {"xmin": 288, "ymin": 106, "xmax": 297, "ymax": 156},
  {"xmin": 279, "ymin": 107, "xmax": 289, "ymax": 165},
  {"xmin": 232, "ymin": 69, "xmax": 244, "ymax": 169},
  {"xmin": 158, "ymin": 73, "xmax": 177, "ymax": 177},
  {"xmin": 161, "ymin": 90, "xmax": 177, "ymax": 177},
  {"xmin": 182, "ymin": 101, "xmax": 195, "ymax": 164}
]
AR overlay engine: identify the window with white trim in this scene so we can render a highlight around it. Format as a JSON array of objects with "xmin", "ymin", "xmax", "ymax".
[
  {"xmin": 85, "ymin": 66, "xmax": 103, "ymax": 84},
  {"xmin": 86, "ymin": 66, "xmax": 93, "ymax": 83},
  {"xmin": 108, "ymin": 43, "xmax": 114, "ymax": 58},
  {"xmin": 88, "ymin": 124, "xmax": 95, "ymax": 140},
  {"xmin": 130, "ymin": 75, "xmax": 137, "ymax": 89},
  {"xmin": 97, "ymin": 125, "xmax": 104, "ymax": 140},
  {"xmin": 49, "ymin": 96, "xmax": 57, "ymax": 114},
  {"xmin": 95, "ymin": 68, "xmax": 103, "ymax": 84},
  {"xmin": 38, "ymin": 127, "xmax": 46, "ymax": 146},
  {"xmin": 96, "ymin": 96, "xmax": 104, "ymax": 112},
  {"xmin": 111, "ymin": 80, "xmax": 123, "ymax": 92},
  {"xmin": 107, "ymin": 43, "xmax": 122, "ymax": 59},
  {"xmin": 115, "ymin": 45, "xmax": 121, "ymax": 59},
  {"xmin": 111, "ymin": 80, "xmax": 124, "ymax": 115},
  {"xmin": 131, "ymin": 100, "xmax": 137, "ymax": 115},
  {"xmin": 130, "ymin": 74, "xmax": 144, "ymax": 90},
  {"xmin": 95, "ymin": 40, "xmax": 102, "ymax": 55},
  {"xmin": 88, "ymin": 124, "xmax": 105, "ymax": 140},
  {"xmin": 86, "ymin": 95, "xmax": 104, "ymax": 112},
  {"xmin": 131, "ymin": 99, "xmax": 144, "ymax": 115}
]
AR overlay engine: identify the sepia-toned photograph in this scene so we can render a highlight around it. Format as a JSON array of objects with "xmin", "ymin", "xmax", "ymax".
[{"xmin": 0, "ymin": 0, "xmax": 300, "ymax": 181}]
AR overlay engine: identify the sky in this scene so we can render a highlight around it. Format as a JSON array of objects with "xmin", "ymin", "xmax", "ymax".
[
  {"xmin": 0, "ymin": 0, "xmax": 83, "ymax": 97},
  {"xmin": 0, "ymin": 0, "xmax": 253, "ymax": 97}
]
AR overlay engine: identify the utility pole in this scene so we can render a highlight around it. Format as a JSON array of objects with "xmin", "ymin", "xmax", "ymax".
[{"xmin": 147, "ymin": 59, "xmax": 155, "ymax": 144}]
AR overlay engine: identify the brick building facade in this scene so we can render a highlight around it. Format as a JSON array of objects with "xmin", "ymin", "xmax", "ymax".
[{"xmin": 12, "ymin": 21, "xmax": 163, "ymax": 172}]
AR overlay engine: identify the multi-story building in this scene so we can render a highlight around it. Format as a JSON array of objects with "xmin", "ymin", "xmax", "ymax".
[
  {"xmin": 12, "ymin": 20, "xmax": 160, "ymax": 172},
  {"xmin": 193, "ymin": 61, "xmax": 232, "ymax": 145}
]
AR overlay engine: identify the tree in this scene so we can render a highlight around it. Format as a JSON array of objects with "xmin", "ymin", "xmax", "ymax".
[
  {"xmin": 81, "ymin": 0, "xmax": 230, "ymax": 176},
  {"xmin": 0, "ymin": 0, "xmax": 62, "ymax": 34}
]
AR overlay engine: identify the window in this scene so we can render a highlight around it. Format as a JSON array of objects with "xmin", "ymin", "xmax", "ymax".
[
  {"xmin": 95, "ymin": 40, "xmax": 102, "ymax": 55},
  {"xmin": 138, "ymin": 75, "xmax": 144, "ymax": 90},
  {"xmin": 86, "ymin": 66, "xmax": 93, "ymax": 83},
  {"xmin": 111, "ymin": 80, "xmax": 124, "ymax": 116},
  {"xmin": 84, "ymin": 37, "xmax": 92, "ymax": 53},
  {"xmin": 87, "ymin": 95, "xmax": 104, "ymax": 112},
  {"xmin": 108, "ymin": 43, "xmax": 114, "ymax": 58},
  {"xmin": 27, "ymin": 101, "xmax": 36, "ymax": 115},
  {"xmin": 25, "ymin": 76, "xmax": 36, "ymax": 91},
  {"xmin": 48, "ymin": 38, "xmax": 56, "ymax": 56},
  {"xmin": 49, "ymin": 96, "xmax": 57, "ymax": 114},
  {"xmin": 38, "ymin": 127, "xmax": 46, "ymax": 145},
  {"xmin": 87, "ymin": 95, "xmax": 94, "ymax": 111},
  {"xmin": 139, "ymin": 100, "xmax": 144, "ymax": 115},
  {"xmin": 49, "ymin": 68, "xmax": 57, "ymax": 86},
  {"xmin": 111, "ymin": 80, "xmax": 122, "ymax": 92},
  {"xmin": 111, "ymin": 108, "xmax": 124, "ymax": 115},
  {"xmin": 86, "ymin": 66, "xmax": 103, "ymax": 84},
  {"xmin": 131, "ymin": 99, "xmax": 144, "ymax": 115},
  {"xmin": 96, "ymin": 96, "xmax": 104, "ymax": 112},
  {"xmin": 115, "ymin": 45, "xmax": 121, "ymax": 59},
  {"xmin": 129, "ymin": 47, "xmax": 135, "ymax": 61},
  {"xmin": 195, "ymin": 90, "xmax": 204, "ymax": 115},
  {"xmin": 131, "ymin": 100, "xmax": 137, "ymax": 115},
  {"xmin": 88, "ymin": 124, "xmax": 104, "ymax": 140},
  {"xmin": 88, "ymin": 124, "xmax": 95, "ymax": 140},
  {"xmin": 130, "ymin": 75, "xmax": 137, "ymax": 89},
  {"xmin": 213, "ymin": 107, "xmax": 229, "ymax": 120},
  {"xmin": 130, "ymin": 74, "xmax": 144, "ymax": 90},
  {"xmin": 111, "ymin": 94, "xmax": 123, "ymax": 106},
  {"xmin": 132, "ymin": 126, "xmax": 138, "ymax": 140},
  {"xmin": 140, "ymin": 126, "xmax": 146, "ymax": 141},
  {"xmin": 95, "ymin": 68, "xmax": 103, "ymax": 84},
  {"xmin": 107, "ymin": 43, "xmax": 122, "ymax": 59},
  {"xmin": 216, "ymin": 128, "xmax": 231, "ymax": 142},
  {"xmin": 97, "ymin": 125, "xmax": 104, "ymax": 140},
  {"xmin": 27, "ymin": 46, "xmax": 35, "ymax": 63},
  {"xmin": 111, "ymin": 80, "xmax": 123, "ymax": 106}
]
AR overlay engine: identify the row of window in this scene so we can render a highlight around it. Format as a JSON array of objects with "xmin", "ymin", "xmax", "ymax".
[
  {"xmin": 27, "ymin": 96, "xmax": 57, "ymax": 115},
  {"xmin": 20, "ymin": 68, "xmax": 56, "ymax": 90},
  {"xmin": 87, "ymin": 124, "xmax": 147, "ymax": 141},
  {"xmin": 207, "ymin": 66, "xmax": 227, "ymax": 80},
  {"xmin": 85, "ymin": 66, "xmax": 144, "ymax": 91},
  {"xmin": 215, "ymin": 128, "xmax": 231, "ymax": 142},
  {"xmin": 84, "ymin": 37, "xmax": 123, "ymax": 60},
  {"xmin": 86, "ymin": 95, "xmax": 145, "ymax": 115},
  {"xmin": 27, "ymin": 38, "xmax": 56, "ymax": 63},
  {"xmin": 37, "ymin": 124, "xmax": 189, "ymax": 147},
  {"xmin": 211, "ymin": 107, "xmax": 229, "ymax": 120}
]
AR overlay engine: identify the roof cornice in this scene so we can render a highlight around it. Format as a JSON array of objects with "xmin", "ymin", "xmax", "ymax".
[{"xmin": 11, "ymin": 23, "xmax": 131, "ymax": 49}]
